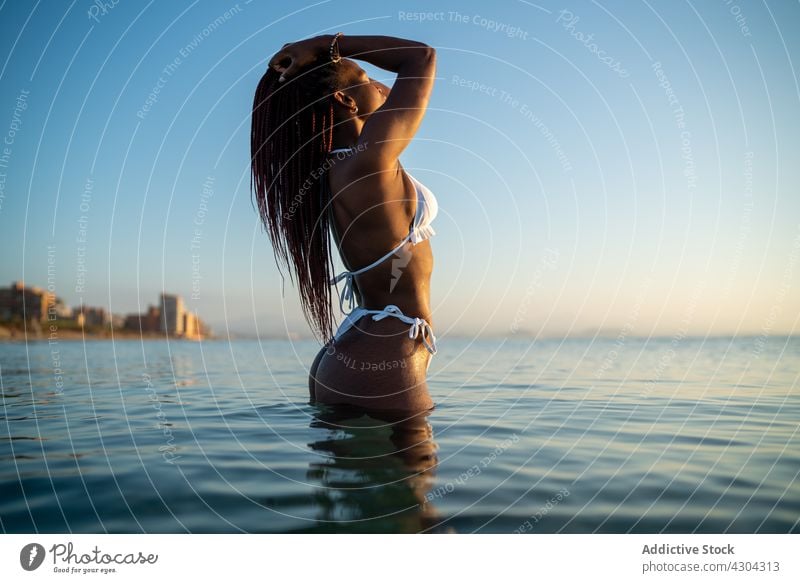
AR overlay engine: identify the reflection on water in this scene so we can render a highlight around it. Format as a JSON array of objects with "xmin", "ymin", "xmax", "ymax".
[{"xmin": 301, "ymin": 406, "xmax": 451, "ymax": 533}]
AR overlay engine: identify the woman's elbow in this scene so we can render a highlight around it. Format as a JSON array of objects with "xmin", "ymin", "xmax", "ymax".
[
  {"xmin": 415, "ymin": 45, "xmax": 436, "ymax": 74},
  {"xmin": 399, "ymin": 43, "xmax": 435, "ymax": 74},
  {"xmin": 407, "ymin": 41, "xmax": 435, "ymax": 62}
]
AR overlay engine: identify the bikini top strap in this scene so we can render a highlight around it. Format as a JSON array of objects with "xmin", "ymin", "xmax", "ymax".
[
  {"xmin": 327, "ymin": 147, "xmax": 355, "ymax": 155},
  {"xmin": 330, "ymin": 271, "xmax": 357, "ymax": 314},
  {"xmin": 349, "ymin": 230, "xmax": 414, "ymax": 277},
  {"xmin": 329, "ymin": 231, "xmax": 415, "ymax": 314}
]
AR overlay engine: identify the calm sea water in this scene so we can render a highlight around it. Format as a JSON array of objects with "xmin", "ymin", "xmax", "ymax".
[{"xmin": 1, "ymin": 336, "xmax": 797, "ymax": 533}]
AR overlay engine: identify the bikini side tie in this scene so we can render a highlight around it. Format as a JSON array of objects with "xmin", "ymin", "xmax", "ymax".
[{"xmin": 369, "ymin": 304, "xmax": 438, "ymax": 355}]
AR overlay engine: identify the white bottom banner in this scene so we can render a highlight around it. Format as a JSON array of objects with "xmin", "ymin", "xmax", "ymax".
[{"xmin": 1, "ymin": 534, "xmax": 797, "ymax": 581}]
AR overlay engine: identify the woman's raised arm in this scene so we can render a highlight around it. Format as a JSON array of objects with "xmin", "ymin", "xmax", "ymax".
[{"xmin": 272, "ymin": 34, "xmax": 436, "ymax": 168}]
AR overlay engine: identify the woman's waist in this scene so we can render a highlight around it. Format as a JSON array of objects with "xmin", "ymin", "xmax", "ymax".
[
  {"xmin": 337, "ymin": 234, "xmax": 434, "ymax": 279},
  {"xmin": 351, "ymin": 259, "xmax": 432, "ymax": 313},
  {"xmin": 355, "ymin": 290, "xmax": 433, "ymax": 326}
]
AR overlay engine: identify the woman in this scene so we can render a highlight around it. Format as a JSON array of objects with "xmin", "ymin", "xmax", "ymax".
[{"xmin": 251, "ymin": 34, "xmax": 439, "ymax": 413}]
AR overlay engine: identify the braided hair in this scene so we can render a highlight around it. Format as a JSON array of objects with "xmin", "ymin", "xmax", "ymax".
[{"xmin": 251, "ymin": 59, "xmax": 351, "ymax": 343}]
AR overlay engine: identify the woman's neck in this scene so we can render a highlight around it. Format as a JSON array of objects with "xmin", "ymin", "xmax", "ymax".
[{"xmin": 331, "ymin": 118, "xmax": 362, "ymax": 151}]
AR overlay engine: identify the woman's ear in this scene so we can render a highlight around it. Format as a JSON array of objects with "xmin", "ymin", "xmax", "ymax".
[{"xmin": 332, "ymin": 90, "xmax": 357, "ymax": 113}]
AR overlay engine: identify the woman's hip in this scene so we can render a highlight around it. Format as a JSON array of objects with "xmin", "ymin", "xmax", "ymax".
[{"xmin": 312, "ymin": 318, "xmax": 435, "ymax": 410}]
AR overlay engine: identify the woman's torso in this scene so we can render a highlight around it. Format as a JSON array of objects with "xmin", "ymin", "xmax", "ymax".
[
  {"xmin": 326, "ymin": 155, "xmax": 435, "ymax": 324},
  {"xmin": 312, "ymin": 153, "xmax": 436, "ymax": 411}
]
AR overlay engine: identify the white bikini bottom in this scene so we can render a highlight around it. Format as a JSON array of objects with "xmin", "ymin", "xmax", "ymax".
[{"xmin": 332, "ymin": 304, "xmax": 438, "ymax": 370}]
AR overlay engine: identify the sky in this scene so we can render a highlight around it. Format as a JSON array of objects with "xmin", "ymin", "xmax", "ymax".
[{"xmin": 0, "ymin": 0, "xmax": 798, "ymax": 340}]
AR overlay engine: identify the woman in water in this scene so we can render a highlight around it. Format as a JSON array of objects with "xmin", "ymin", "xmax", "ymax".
[{"xmin": 251, "ymin": 34, "xmax": 439, "ymax": 413}]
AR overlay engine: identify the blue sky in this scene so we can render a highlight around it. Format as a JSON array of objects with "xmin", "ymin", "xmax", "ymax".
[{"xmin": 0, "ymin": 0, "xmax": 798, "ymax": 339}]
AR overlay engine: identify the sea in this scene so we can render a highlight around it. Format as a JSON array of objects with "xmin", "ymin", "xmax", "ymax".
[{"xmin": 1, "ymin": 335, "xmax": 797, "ymax": 533}]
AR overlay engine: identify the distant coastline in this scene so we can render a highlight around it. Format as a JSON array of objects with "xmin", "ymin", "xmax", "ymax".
[
  {"xmin": 3, "ymin": 325, "xmax": 796, "ymax": 343},
  {"xmin": 0, "ymin": 323, "xmax": 216, "ymax": 342}
]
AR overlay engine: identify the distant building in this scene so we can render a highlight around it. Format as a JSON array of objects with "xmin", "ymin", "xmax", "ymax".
[
  {"xmin": 159, "ymin": 293, "xmax": 184, "ymax": 335},
  {"xmin": 110, "ymin": 313, "xmax": 125, "ymax": 330},
  {"xmin": 124, "ymin": 305, "xmax": 160, "ymax": 332},
  {"xmin": 53, "ymin": 297, "xmax": 73, "ymax": 319},
  {"xmin": 183, "ymin": 311, "xmax": 197, "ymax": 339},
  {"xmin": 123, "ymin": 295, "xmax": 207, "ymax": 338},
  {"xmin": 73, "ymin": 306, "xmax": 108, "ymax": 327},
  {"xmin": 181, "ymin": 310, "xmax": 211, "ymax": 339},
  {"xmin": 0, "ymin": 281, "xmax": 55, "ymax": 322},
  {"xmin": 0, "ymin": 282, "xmax": 209, "ymax": 340}
]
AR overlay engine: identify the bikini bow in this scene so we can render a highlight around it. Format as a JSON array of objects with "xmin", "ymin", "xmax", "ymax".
[{"xmin": 370, "ymin": 305, "xmax": 438, "ymax": 355}]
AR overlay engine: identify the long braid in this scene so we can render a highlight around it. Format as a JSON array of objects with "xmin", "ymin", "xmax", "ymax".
[{"xmin": 251, "ymin": 61, "xmax": 345, "ymax": 343}]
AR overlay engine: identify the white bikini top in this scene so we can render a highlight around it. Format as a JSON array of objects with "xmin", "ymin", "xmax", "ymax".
[{"xmin": 326, "ymin": 147, "xmax": 439, "ymax": 314}]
